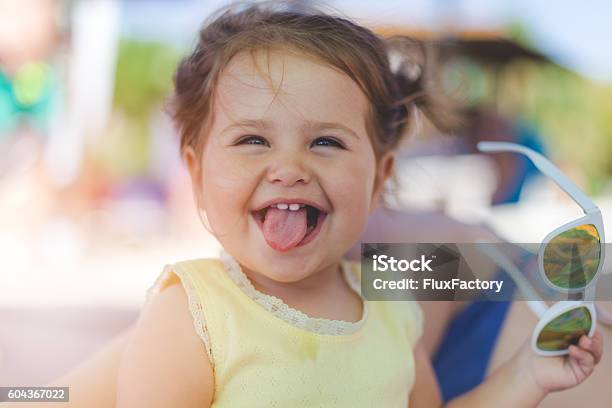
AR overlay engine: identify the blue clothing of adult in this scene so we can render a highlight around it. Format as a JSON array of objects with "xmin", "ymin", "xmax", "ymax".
[{"xmin": 432, "ymin": 272, "xmax": 518, "ymax": 401}]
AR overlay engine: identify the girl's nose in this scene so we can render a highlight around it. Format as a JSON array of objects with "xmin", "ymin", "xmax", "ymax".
[{"xmin": 266, "ymin": 154, "xmax": 311, "ymax": 187}]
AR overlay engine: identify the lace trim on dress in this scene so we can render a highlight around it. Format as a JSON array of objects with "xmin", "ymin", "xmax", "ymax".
[
  {"xmin": 219, "ymin": 250, "xmax": 368, "ymax": 336},
  {"xmin": 145, "ymin": 264, "xmax": 213, "ymax": 361}
]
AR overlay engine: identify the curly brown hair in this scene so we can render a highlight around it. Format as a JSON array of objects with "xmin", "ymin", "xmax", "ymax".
[{"xmin": 168, "ymin": 1, "xmax": 452, "ymax": 162}]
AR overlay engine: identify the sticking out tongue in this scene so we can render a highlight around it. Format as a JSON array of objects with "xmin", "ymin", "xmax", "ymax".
[{"xmin": 262, "ymin": 207, "xmax": 308, "ymax": 251}]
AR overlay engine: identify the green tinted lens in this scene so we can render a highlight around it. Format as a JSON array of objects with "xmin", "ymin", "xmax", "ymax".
[
  {"xmin": 543, "ymin": 224, "xmax": 601, "ymax": 289},
  {"xmin": 536, "ymin": 306, "xmax": 592, "ymax": 351}
]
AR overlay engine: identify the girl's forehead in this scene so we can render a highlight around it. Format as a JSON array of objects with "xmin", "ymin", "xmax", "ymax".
[{"xmin": 214, "ymin": 50, "xmax": 369, "ymax": 133}]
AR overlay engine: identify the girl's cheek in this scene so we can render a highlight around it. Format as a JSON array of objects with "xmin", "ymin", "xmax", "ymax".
[
  {"xmin": 202, "ymin": 144, "xmax": 265, "ymax": 189},
  {"xmin": 199, "ymin": 148, "xmax": 261, "ymax": 233},
  {"xmin": 202, "ymin": 180, "xmax": 251, "ymax": 237},
  {"xmin": 327, "ymin": 158, "xmax": 375, "ymax": 215}
]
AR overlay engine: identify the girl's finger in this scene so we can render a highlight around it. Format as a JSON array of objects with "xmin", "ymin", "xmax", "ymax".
[
  {"xmin": 588, "ymin": 331, "xmax": 604, "ymax": 364},
  {"xmin": 578, "ymin": 334, "xmax": 592, "ymax": 349},
  {"xmin": 579, "ymin": 332, "xmax": 603, "ymax": 364},
  {"xmin": 569, "ymin": 344, "xmax": 595, "ymax": 373}
]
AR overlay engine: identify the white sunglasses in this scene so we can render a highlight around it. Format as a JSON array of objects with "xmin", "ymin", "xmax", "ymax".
[{"xmin": 476, "ymin": 141, "xmax": 606, "ymax": 356}]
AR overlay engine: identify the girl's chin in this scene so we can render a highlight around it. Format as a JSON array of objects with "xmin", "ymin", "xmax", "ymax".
[{"xmin": 240, "ymin": 255, "xmax": 322, "ymax": 284}]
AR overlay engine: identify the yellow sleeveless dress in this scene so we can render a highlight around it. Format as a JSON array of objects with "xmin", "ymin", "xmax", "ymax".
[{"xmin": 146, "ymin": 251, "xmax": 423, "ymax": 407}]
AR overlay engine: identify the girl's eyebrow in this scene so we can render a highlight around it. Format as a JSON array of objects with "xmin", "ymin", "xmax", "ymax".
[
  {"xmin": 301, "ymin": 121, "xmax": 360, "ymax": 140},
  {"xmin": 220, "ymin": 119, "xmax": 360, "ymax": 140}
]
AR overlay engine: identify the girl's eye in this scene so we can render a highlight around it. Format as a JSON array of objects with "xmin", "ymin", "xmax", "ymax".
[
  {"xmin": 311, "ymin": 137, "xmax": 345, "ymax": 149},
  {"xmin": 236, "ymin": 135, "xmax": 269, "ymax": 146}
]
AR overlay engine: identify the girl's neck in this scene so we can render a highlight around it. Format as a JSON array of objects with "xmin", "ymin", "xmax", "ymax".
[
  {"xmin": 240, "ymin": 260, "xmax": 363, "ymax": 323},
  {"xmin": 242, "ymin": 261, "xmax": 344, "ymax": 299}
]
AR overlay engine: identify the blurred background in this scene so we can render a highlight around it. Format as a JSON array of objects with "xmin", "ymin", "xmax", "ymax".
[{"xmin": 1, "ymin": 0, "xmax": 612, "ymax": 386}]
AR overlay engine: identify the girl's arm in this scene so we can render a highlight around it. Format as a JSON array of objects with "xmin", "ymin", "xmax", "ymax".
[
  {"xmin": 116, "ymin": 283, "xmax": 213, "ymax": 407},
  {"xmin": 409, "ymin": 338, "xmax": 543, "ymax": 408},
  {"xmin": 410, "ymin": 332, "xmax": 604, "ymax": 408},
  {"xmin": 50, "ymin": 327, "xmax": 132, "ymax": 408},
  {"xmin": 407, "ymin": 341, "xmax": 443, "ymax": 407}
]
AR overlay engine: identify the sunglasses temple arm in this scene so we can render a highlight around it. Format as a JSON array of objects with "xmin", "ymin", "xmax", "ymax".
[
  {"xmin": 475, "ymin": 243, "xmax": 548, "ymax": 317},
  {"xmin": 477, "ymin": 142, "xmax": 599, "ymax": 214},
  {"xmin": 588, "ymin": 284, "xmax": 612, "ymax": 327}
]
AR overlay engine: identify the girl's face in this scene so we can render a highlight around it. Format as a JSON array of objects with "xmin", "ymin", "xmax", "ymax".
[{"xmin": 185, "ymin": 50, "xmax": 393, "ymax": 282}]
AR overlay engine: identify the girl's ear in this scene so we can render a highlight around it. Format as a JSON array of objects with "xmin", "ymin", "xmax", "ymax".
[
  {"xmin": 183, "ymin": 145, "xmax": 214, "ymax": 233},
  {"xmin": 370, "ymin": 151, "xmax": 395, "ymax": 212},
  {"xmin": 182, "ymin": 146, "xmax": 203, "ymax": 198}
]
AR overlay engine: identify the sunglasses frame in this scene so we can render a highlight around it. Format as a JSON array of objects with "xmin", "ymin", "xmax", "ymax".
[
  {"xmin": 478, "ymin": 141, "xmax": 606, "ymax": 293},
  {"xmin": 474, "ymin": 243, "xmax": 597, "ymax": 355},
  {"xmin": 531, "ymin": 300, "xmax": 597, "ymax": 356},
  {"xmin": 476, "ymin": 141, "xmax": 605, "ymax": 356},
  {"xmin": 538, "ymin": 211, "xmax": 605, "ymax": 293}
]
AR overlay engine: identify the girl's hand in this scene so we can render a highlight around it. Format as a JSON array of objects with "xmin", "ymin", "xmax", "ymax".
[
  {"xmin": 520, "ymin": 331, "xmax": 604, "ymax": 394},
  {"xmin": 441, "ymin": 331, "xmax": 602, "ymax": 408}
]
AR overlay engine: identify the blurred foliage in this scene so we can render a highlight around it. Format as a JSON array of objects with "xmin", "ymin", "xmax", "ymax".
[
  {"xmin": 505, "ymin": 21, "xmax": 535, "ymax": 49},
  {"xmin": 92, "ymin": 39, "xmax": 181, "ymax": 177},
  {"xmin": 443, "ymin": 22, "xmax": 612, "ymax": 194},
  {"xmin": 498, "ymin": 60, "xmax": 612, "ymax": 194},
  {"xmin": 113, "ymin": 39, "xmax": 180, "ymax": 118},
  {"xmin": 501, "ymin": 22, "xmax": 612, "ymax": 193}
]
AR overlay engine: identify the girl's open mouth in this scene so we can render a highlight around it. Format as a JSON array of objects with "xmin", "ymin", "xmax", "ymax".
[{"xmin": 252, "ymin": 203, "xmax": 327, "ymax": 252}]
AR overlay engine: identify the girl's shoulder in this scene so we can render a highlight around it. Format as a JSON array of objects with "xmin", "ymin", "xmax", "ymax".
[
  {"xmin": 118, "ymin": 265, "xmax": 214, "ymax": 407},
  {"xmin": 144, "ymin": 258, "xmax": 227, "ymax": 360},
  {"xmin": 145, "ymin": 258, "xmax": 226, "ymax": 303}
]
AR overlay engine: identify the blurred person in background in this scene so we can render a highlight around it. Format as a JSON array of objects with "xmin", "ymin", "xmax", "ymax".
[
  {"xmin": 462, "ymin": 106, "xmax": 547, "ymax": 205},
  {"xmin": 0, "ymin": 0, "xmax": 61, "ymax": 142},
  {"xmin": 0, "ymin": 0, "xmax": 67, "ymax": 272}
]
